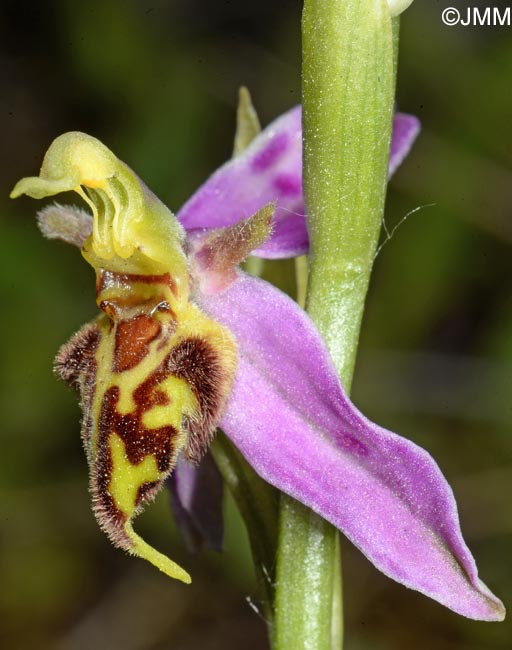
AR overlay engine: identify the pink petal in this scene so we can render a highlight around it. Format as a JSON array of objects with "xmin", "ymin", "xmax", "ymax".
[
  {"xmin": 177, "ymin": 108, "xmax": 420, "ymax": 259},
  {"xmin": 198, "ymin": 273, "xmax": 504, "ymax": 620}
]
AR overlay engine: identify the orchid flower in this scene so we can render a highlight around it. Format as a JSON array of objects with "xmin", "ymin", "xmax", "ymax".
[{"xmin": 10, "ymin": 104, "xmax": 504, "ymax": 622}]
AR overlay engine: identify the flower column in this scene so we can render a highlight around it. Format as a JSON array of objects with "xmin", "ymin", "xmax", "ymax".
[{"xmin": 275, "ymin": 1, "xmax": 398, "ymax": 648}]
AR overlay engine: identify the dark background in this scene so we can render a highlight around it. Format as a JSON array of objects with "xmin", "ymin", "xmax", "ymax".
[{"xmin": 1, "ymin": 1, "xmax": 512, "ymax": 648}]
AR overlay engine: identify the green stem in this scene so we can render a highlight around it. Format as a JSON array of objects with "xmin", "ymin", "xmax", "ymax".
[
  {"xmin": 304, "ymin": 0, "xmax": 395, "ymax": 388},
  {"xmin": 274, "ymin": 499, "xmax": 337, "ymax": 649},
  {"xmin": 330, "ymin": 535, "xmax": 343, "ymax": 649},
  {"xmin": 274, "ymin": 1, "xmax": 396, "ymax": 649}
]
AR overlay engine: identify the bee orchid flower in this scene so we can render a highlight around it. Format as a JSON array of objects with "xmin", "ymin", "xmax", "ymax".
[{"xmin": 10, "ymin": 106, "xmax": 504, "ymax": 621}]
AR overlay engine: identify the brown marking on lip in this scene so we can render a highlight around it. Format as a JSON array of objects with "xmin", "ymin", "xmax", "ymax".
[
  {"xmin": 92, "ymin": 352, "xmax": 180, "ymax": 548},
  {"xmin": 92, "ymin": 339, "xmax": 223, "ymax": 541},
  {"xmin": 169, "ymin": 337, "xmax": 231, "ymax": 463},
  {"xmin": 55, "ymin": 323, "xmax": 132, "ymax": 547},
  {"xmin": 113, "ymin": 315, "xmax": 162, "ymax": 373},
  {"xmin": 90, "ymin": 330, "xmax": 233, "ymax": 550},
  {"xmin": 136, "ymin": 481, "xmax": 160, "ymax": 507},
  {"xmin": 98, "ymin": 352, "xmax": 178, "ymax": 472},
  {"xmin": 55, "ymin": 321, "xmax": 102, "ymax": 453},
  {"xmin": 54, "ymin": 322, "xmax": 101, "ymax": 391},
  {"xmin": 92, "ymin": 431, "xmax": 131, "ymax": 548}
]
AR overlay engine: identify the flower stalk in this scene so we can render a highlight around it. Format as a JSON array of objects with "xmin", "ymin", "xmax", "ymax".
[
  {"xmin": 274, "ymin": 1, "xmax": 396, "ymax": 648},
  {"xmin": 303, "ymin": 0, "xmax": 396, "ymax": 386}
]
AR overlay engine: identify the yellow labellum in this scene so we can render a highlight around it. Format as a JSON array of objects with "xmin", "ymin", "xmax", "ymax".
[{"xmin": 11, "ymin": 132, "xmax": 237, "ymax": 583}]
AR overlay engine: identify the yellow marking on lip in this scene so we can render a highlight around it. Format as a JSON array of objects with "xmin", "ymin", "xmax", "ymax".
[
  {"xmin": 141, "ymin": 374, "xmax": 198, "ymax": 431},
  {"xmin": 108, "ymin": 434, "xmax": 191, "ymax": 584},
  {"xmin": 108, "ymin": 434, "xmax": 163, "ymax": 515}
]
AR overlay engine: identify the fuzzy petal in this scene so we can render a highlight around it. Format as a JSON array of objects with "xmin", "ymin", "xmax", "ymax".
[
  {"xmin": 167, "ymin": 454, "xmax": 224, "ymax": 553},
  {"xmin": 177, "ymin": 109, "xmax": 419, "ymax": 259},
  {"xmin": 199, "ymin": 274, "xmax": 505, "ymax": 621}
]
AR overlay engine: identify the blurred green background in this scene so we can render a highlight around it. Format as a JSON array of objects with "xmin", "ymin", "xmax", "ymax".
[{"xmin": 1, "ymin": 1, "xmax": 512, "ymax": 648}]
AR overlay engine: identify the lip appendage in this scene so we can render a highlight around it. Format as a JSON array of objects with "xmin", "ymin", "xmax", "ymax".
[{"xmin": 11, "ymin": 132, "xmax": 237, "ymax": 582}]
